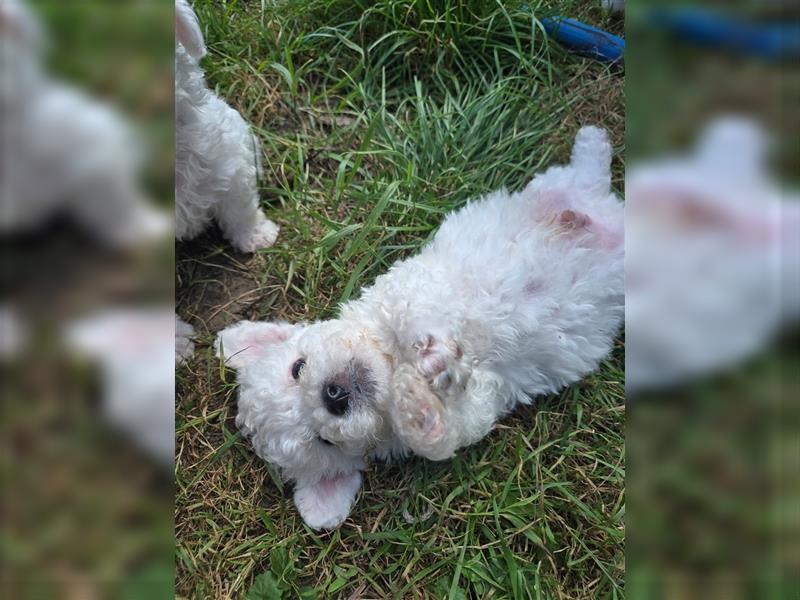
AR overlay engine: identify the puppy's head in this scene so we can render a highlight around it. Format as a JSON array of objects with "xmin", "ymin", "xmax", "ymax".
[{"xmin": 215, "ymin": 319, "xmax": 394, "ymax": 529}]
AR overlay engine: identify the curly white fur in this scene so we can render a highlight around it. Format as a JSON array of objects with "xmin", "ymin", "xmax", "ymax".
[
  {"xmin": 175, "ymin": 0, "xmax": 279, "ymax": 252},
  {"xmin": 217, "ymin": 127, "xmax": 624, "ymax": 530}
]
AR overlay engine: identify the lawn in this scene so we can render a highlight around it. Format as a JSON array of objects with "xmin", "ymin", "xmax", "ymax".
[{"xmin": 175, "ymin": 1, "xmax": 625, "ymax": 598}]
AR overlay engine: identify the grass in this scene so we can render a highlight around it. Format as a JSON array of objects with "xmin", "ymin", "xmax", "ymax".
[{"xmin": 175, "ymin": 1, "xmax": 625, "ymax": 597}]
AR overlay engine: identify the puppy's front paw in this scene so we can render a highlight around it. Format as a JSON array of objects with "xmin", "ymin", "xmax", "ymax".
[
  {"xmin": 412, "ymin": 333, "xmax": 463, "ymax": 390},
  {"xmin": 233, "ymin": 217, "xmax": 279, "ymax": 252},
  {"xmin": 391, "ymin": 365, "xmax": 456, "ymax": 460}
]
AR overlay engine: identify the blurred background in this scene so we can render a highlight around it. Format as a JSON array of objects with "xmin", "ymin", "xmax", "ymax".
[
  {"xmin": 625, "ymin": 1, "xmax": 798, "ymax": 598},
  {"xmin": 1, "ymin": 0, "xmax": 174, "ymax": 597}
]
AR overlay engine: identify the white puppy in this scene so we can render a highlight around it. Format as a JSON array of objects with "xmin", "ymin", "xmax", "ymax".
[
  {"xmin": 625, "ymin": 117, "xmax": 799, "ymax": 393},
  {"xmin": 0, "ymin": 0, "xmax": 168, "ymax": 247},
  {"xmin": 217, "ymin": 127, "xmax": 624, "ymax": 530},
  {"xmin": 175, "ymin": 0, "xmax": 279, "ymax": 252}
]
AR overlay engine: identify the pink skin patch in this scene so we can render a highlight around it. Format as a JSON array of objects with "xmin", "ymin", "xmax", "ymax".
[
  {"xmin": 589, "ymin": 220, "xmax": 623, "ymax": 250},
  {"xmin": 247, "ymin": 327, "xmax": 290, "ymax": 346},
  {"xmin": 559, "ymin": 209, "xmax": 592, "ymax": 229},
  {"xmin": 631, "ymin": 184, "xmax": 775, "ymax": 245},
  {"xmin": 317, "ymin": 475, "xmax": 344, "ymax": 497},
  {"xmin": 558, "ymin": 208, "xmax": 622, "ymax": 251},
  {"xmin": 529, "ymin": 191, "xmax": 622, "ymax": 251},
  {"xmin": 524, "ymin": 279, "xmax": 544, "ymax": 295},
  {"xmin": 427, "ymin": 417, "xmax": 444, "ymax": 440},
  {"xmin": 411, "ymin": 396, "xmax": 444, "ymax": 439},
  {"xmin": 447, "ymin": 340, "xmax": 463, "ymax": 360}
]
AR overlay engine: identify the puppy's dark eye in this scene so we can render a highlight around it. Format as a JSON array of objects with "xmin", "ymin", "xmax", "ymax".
[{"xmin": 291, "ymin": 358, "xmax": 306, "ymax": 380}]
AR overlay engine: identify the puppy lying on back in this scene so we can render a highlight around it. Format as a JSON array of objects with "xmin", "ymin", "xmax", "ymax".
[
  {"xmin": 217, "ymin": 127, "xmax": 624, "ymax": 529},
  {"xmin": 625, "ymin": 117, "xmax": 800, "ymax": 393},
  {"xmin": 175, "ymin": 0, "xmax": 278, "ymax": 252}
]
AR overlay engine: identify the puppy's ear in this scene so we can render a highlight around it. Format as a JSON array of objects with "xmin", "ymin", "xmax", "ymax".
[
  {"xmin": 175, "ymin": 0, "xmax": 206, "ymax": 59},
  {"xmin": 293, "ymin": 471, "xmax": 362, "ymax": 530},
  {"xmin": 215, "ymin": 321, "xmax": 296, "ymax": 369},
  {"xmin": 66, "ymin": 310, "xmax": 173, "ymax": 359}
]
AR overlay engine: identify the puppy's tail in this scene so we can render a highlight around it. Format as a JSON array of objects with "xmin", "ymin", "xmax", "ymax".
[
  {"xmin": 176, "ymin": 0, "xmax": 206, "ymax": 60},
  {"xmin": 570, "ymin": 126, "xmax": 612, "ymax": 195}
]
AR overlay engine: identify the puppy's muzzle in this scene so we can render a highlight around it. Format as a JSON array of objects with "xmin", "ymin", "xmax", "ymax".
[{"xmin": 321, "ymin": 360, "xmax": 376, "ymax": 416}]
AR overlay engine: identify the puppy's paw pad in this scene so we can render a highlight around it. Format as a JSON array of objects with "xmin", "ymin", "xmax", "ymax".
[
  {"xmin": 431, "ymin": 371, "xmax": 452, "ymax": 391},
  {"xmin": 410, "ymin": 398, "xmax": 444, "ymax": 440},
  {"xmin": 393, "ymin": 369, "xmax": 446, "ymax": 445},
  {"xmin": 413, "ymin": 334, "xmax": 462, "ymax": 382}
]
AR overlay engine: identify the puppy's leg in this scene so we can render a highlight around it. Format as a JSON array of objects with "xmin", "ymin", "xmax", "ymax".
[
  {"xmin": 215, "ymin": 131, "xmax": 279, "ymax": 252},
  {"xmin": 217, "ymin": 192, "xmax": 279, "ymax": 253},
  {"xmin": 570, "ymin": 125, "xmax": 612, "ymax": 195},
  {"xmin": 391, "ymin": 364, "xmax": 460, "ymax": 460},
  {"xmin": 411, "ymin": 330, "xmax": 467, "ymax": 392},
  {"xmin": 70, "ymin": 177, "xmax": 169, "ymax": 248}
]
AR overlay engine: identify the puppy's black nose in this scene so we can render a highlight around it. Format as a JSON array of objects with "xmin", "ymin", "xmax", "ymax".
[{"xmin": 322, "ymin": 383, "xmax": 350, "ymax": 416}]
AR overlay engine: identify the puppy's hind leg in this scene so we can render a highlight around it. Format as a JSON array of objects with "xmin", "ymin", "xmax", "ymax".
[
  {"xmin": 570, "ymin": 126, "xmax": 612, "ymax": 196},
  {"xmin": 216, "ymin": 134, "xmax": 279, "ymax": 253},
  {"xmin": 216, "ymin": 187, "xmax": 279, "ymax": 253},
  {"xmin": 218, "ymin": 194, "xmax": 279, "ymax": 253},
  {"xmin": 71, "ymin": 175, "xmax": 169, "ymax": 248}
]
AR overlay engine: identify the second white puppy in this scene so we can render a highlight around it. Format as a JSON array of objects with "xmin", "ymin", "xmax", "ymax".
[
  {"xmin": 175, "ymin": 0, "xmax": 278, "ymax": 252},
  {"xmin": 217, "ymin": 127, "xmax": 624, "ymax": 529}
]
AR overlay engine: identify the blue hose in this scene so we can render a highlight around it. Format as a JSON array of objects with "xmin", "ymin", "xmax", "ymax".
[
  {"xmin": 645, "ymin": 8, "xmax": 800, "ymax": 60},
  {"xmin": 541, "ymin": 17, "xmax": 625, "ymax": 64}
]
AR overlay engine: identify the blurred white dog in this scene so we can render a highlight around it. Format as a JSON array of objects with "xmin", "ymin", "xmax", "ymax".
[
  {"xmin": 0, "ymin": 0, "xmax": 168, "ymax": 247},
  {"xmin": 625, "ymin": 117, "xmax": 800, "ymax": 393},
  {"xmin": 175, "ymin": 0, "xmax": 279, "ymax": 252},
  {"xmin": 217, "ymin": 127, "xmax": 624, "ymax": 529}
]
